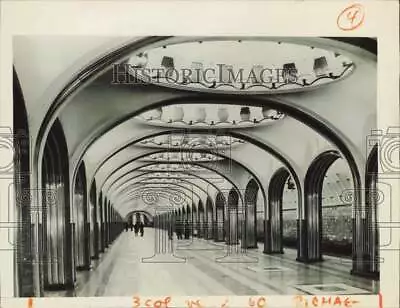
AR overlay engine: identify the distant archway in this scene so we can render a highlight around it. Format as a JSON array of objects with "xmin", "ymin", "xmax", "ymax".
[
  {"xmin": 205, "ymin": 197, "xmax": 214, "ymax": 240},
  {"xmin": 215, "ymin": 192, "xmax": 225, "ymax": 242},
  {"xmin": 197, "ymin": 200, "xmax": 205, "ymax": 238},
  {"xmin": 227, "ymin": 189, "xmax": 240, "ymax": 245}
]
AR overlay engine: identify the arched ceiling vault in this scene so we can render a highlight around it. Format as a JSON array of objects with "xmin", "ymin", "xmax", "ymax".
[
  {"xmin": 27, "ymin": 36, "xmax": 375, "ymax": 163},
  {"xmin": 124, "ymin": 210, "xmax": 153, "ymax": 221},
  {"xmin": 95, "ymin": 149, "xmax": 265, "ymax": 212},
  {"xmin": 108, "ymin": 172, "xmax": 220, "ymax": 206},
  {"xmin": 113, "ymin": 178, "xmax": 209, "ymax": 208},
  {"xmin": 95, "ymin": 148, "xmax": 263, "ymax": 210},
  {"xmin": 105, "ymin": 169, "xmax": 225, "ymax": 198},
  {"xmin": 14, "ymin": 37, "xmax": 376, "ymax": 223},
  {"xmin": 117, "ymin": 185, "xmax": 197, "ymax": 212},
  {"xmin": 65, "ymin": 39, "xmax": 377, "ymax": 206}
]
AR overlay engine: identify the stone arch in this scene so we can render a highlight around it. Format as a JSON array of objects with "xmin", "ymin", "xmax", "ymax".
[{"xmin": 266, "ymin": 168, "xmax": 291, "ymax": 254}]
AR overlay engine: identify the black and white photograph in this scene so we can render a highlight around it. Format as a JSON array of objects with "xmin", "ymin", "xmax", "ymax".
[
  {"xmin": 12, "ymin": 35, "xmax": 380, "ymax": 297},
  {"xmin": 0, "ymin": 2, "xmax": 399, "ymax": 308}
]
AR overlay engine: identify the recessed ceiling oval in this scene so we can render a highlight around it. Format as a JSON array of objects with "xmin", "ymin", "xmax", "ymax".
[{"xmin": 126, "ymin": 38, "xmax": 355, "ymax": 94}]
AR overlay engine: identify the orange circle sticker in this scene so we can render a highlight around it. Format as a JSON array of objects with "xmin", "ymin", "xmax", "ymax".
[{"xmin": 337, "ymin": 3, "xmax": 365, "ymax": 31}]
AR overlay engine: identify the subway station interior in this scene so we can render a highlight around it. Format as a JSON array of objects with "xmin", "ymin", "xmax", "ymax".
[{"xmin": 11, "ymin": 36, "xmax": 380, "ymax": 297}]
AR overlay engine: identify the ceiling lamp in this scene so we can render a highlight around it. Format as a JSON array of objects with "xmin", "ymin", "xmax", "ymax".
[
  {"xmin": 282, "ymin": 63, "xmax": 297, "ymax": 83},
  {"xmin": 161, "ymin": 56, "xmax": 175, "ymax": 78},
  {"xmin": 130, "ymin": 52, "xmax": 148, "ymax": 68},
  {"xmin": 219, "ymin": 64, "xmax": 233, "ymax": 83},
  {"xmin": 313, "ymin": 56, "xmax": 329, "ymax": 77},
  {"xmin": 287, "ymin": 177, "xmax": 295, "ymax": 190},
  {"xmin": 171, "ymin": 106, "xmax": 184, "ymax": 122},
  {"xmin": 251, "ymin": 65, "xmax": 264, "ymax": 84},
  {"xmin": 195, "ymin": 107, "xmax": 207, "ymax": 123},
  {"xmin": 262, "ymin": 107, "xmax": 277, "ymax": 119},
  {"xmin": 161, "ymin": 56, "xmax": 174, "ymax": 69},
  {"xmin": 240, "ymin": 107, "xmax": 251, "ymax": 122},
  {"xmin": 191, "ymin": 62, "xmax": 203, "ymax": 83}
]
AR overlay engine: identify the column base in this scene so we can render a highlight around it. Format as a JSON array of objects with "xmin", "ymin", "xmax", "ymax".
[
  {"xmin": 296, "ymin": 256, "xmax": 324, "ymax": 263},
  {"xmin": 216, "ymin": 254, "xmax": 259, "ymax": 263},
  {"xmin": 141, "ymin": 253, "xmax": 186, "ymax": 263},
  {"xmin": 350, "ymin": 269, "xmax": 380, "ymax": 280},
  {"xmin": 243, "ymin": 244, "xmax": 258, "ymax": 249},
  {"xmin": 44, "ymin": 282, "xmax": 75, "ymax": 291},
  {"xmin": 214, "ymin": 239, "xmax": 225, "ymax": 242},
  {"xmin": 263, "ymin": 250, "xmax": 284, "ymax": 255},
  {"xmin": 177, "ymin": 238, "xmax": 224, "ymax": 250},
  {"xmin": 76, "ymin": 265, "xmax": 91, "ymax": 271}
]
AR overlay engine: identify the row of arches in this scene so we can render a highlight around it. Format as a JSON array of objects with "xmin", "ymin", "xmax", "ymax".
[
  {"xmin": 13, "ymin": 115, "xmax": 379, "ymax": 297},
  {"xmin": 152, "ymin": 148, "xmax": 378, "ymax": 276},
  {"xmin": 11, "ymin": 36, "xmax": 379, "ymax": 296}
]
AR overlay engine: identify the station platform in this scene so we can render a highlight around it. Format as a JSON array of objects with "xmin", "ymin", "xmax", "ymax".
[{"xmin": 45, "ymin": 228, "xmax": 378, "ymax": 297}]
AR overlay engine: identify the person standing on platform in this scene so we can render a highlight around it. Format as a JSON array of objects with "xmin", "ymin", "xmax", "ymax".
[
  {"xmin": 124, "ymin": 222, "xmax": 129, "ymax": 232},
  {"xmin": 175, "ymin": 219, "xmax": 183, "ymax": 240},
  {"xmin": 134, "ymin": 221, "xmax": 139, "ymax": 236},
  {"xmin": 168, "ymin": 220, "xmax": 174, "ymax": 240},
  {"xmin": 184, "ymin": 220, "xmax": 190, "ymax": 239},
  {"xmin": 130, "ymin": 221, "xmax": 133, "ymax": 232},
  {"xmin": 139, "ymin": 221, "xmax": 144, "ymax": 237}
]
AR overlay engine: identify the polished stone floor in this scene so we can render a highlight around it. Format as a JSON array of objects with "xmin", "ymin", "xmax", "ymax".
[{"xmin": 45, "ymin": 228, "xmax": 379, "ymax": 297}]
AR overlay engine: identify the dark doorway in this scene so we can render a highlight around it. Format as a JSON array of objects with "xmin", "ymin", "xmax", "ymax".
[
  {"xmin": 205, "ymin": 197, "xmax": 213, "ymax": 240},
  {"xmin": 301, "ymin": 150, "xmax": 341, "ymax": 262},
  {"xmin": 266, "ymin": 168, "xmax": 290, "ymax": 254}
]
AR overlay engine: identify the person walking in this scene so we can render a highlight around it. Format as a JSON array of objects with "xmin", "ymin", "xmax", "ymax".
[{"xmin": 124, "ymin": 222, "xmax": 129, "ymax": 232}]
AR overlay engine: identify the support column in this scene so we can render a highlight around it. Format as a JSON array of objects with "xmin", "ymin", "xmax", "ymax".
[
  {"xmin": 99, "ymin": 195, "xmax": 104, "ymax": 253},
  {"xmin": 104, "ymin": 200, "xmax": 109, "ymax": 248},
  {"xmin": 226, "ymin": 205, "xmax": 239, "ymax": 245}
]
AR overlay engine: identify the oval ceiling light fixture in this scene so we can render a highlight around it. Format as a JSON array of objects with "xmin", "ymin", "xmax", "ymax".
[
  {"xmin": 137, "ymin": 163, "xmax": 209, "ymax": 173},
  {"xmin": 126, "ymin": 38, "xmax": 355, "ymax": 94},
  {"xmin": 137, "ymin": 134, "xmax": 245, "ymax": 148},
  {"xmin": 136, "ymin": 104, "xmax": 285, "ymax": 129},
  {"xmin": 139, "ymin": 151, "xmax": 223, "ymax": 163}
]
